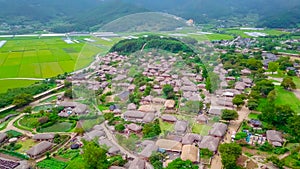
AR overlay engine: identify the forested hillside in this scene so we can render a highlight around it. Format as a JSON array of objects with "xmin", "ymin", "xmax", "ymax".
[{"xmin": 0, "ymin": 0, "xmax": 299, "ymax": 33}]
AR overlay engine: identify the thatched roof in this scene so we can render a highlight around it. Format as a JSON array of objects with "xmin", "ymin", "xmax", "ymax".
[
  {"xmin": 128, "ymin": 158, "xmax": 146, "ymax": 169},
  {"xmin": 182, "ymin": 133, "xmax": 202, "ymax": 145},
  {"xmin": 33, "ymin": 134, "xmax": 54, "ymax": 140},
  {"xmin": 208, "ymin": 108, "xmax": 223, "ymax": 116},
  {"xmin": 209, "ymin": 123, "xmax": 227, "ymax": 137},
  {"xmin": 26, "ymin": 141, "xmax": 52, "ymax": 157},
  {"xmin": 127, "ymin": 123, "xmax": 142, "ymax": 132},
  {"xmin": 138, "ymin": 105, "xmax": 156, "ymax": 113},
  {"xmin": 197, "ymin": 114, "xmax": 209, "ymax": 122},
  {"xmin": 198, "ymin": 136, "xmax": 220, "ymax": 152},
  {"xmin": 174, "ymin": 121, "xmax": 188, "ymax": 134},
  {"xmin": 181, "ymin": 145, "xmax": 199, "ymax": 162},
  {"xmin": 109, "ymin": 166, "xmax": 125, "ymax": 169},
  {"xmin": 164, "ymin": 100, "xmax": 175, "ymax": 109},
  {"xmin": 139, "ymin": 143, "xmax": 158, "ymax": 158},
  {"xmin": 83, "ymin": 130, "xmax": 105, "ymax": 141},
  {"xmin": 123, "ymin": 111, "xmax": 145, "ymax": 119},
  {"xmin": 161, "ymin": 115, "xmax": 177, "ymax": 122},
  {"xmin": 59, "ymin": 101, "xmax": 76, "ymax": 108},
  {"xmin": 266, "ymin": 130, "xmax": 283, "ymax": 143},
  {"xmin": 156, "ymin": 139, "xmax": 182, "ymax": 152},
  {"xmin": 0, "ymin": 133, "xmax": 7, "ymax": 143},
  {"xmin": 127, "ymin": 103, "xmax": 137, "ymax": 110},
  {"xmin": 153, "ymin": 98, "xmax": 166, "ymax": 104},
  {"xmin": 142, "ymin": 113, "xmax": 155, "ymax": 123}
]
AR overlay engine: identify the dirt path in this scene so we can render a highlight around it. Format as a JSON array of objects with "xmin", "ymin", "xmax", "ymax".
[{"xmin": 210, "ymin": 106, "xmax": 251, "ymax": 169}]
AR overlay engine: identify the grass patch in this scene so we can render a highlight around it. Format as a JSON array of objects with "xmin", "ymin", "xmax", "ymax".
[
  {"xmin": 248, "ymin": 113, "xmax": 259, "ymax": 120},
  {"xmin": 37, "ymin": 158, "xmax": 67, "ymax": 169},
  {"xmin": 16, "ymin": 139, "xmax": 36, "ymax": 154},
  {"xmin": 65, "ymin": 156, "xmax": 85, "ymax": 169},
  {"xmin": 39, "ymin": 122, "xmax": 75, "ymax": 132},
  {"xmin": 159, "ymin": 119, "xmax": 174, "ymax": 135},
  {"xmin": 274, "ymin": 86, "xmax": 300, "ymax": 113},
  {"xmin": 192, "ymin": 123, "xmax": 212, "ymax": 136}
]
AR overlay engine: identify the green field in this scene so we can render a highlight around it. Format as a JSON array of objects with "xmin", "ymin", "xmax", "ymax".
[
  {"xmin": 0, "ymin": 79, "xmax": 39, "ymax": 93},
  {"xmin": 274, "ymin": 86, "xmax": 300, "ymax": 113},
  {"xmin": 39, "ymin": 122, "xmax": 74, "ymax": 132},
  {"xmin": 0, "ymin": 36, "xmax": 115, "ymax": 79}
]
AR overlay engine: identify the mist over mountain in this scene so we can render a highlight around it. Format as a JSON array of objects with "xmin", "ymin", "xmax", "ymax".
[{"xmin": 0, "ymin": 0, "xmax": 299, "ymax": 34}]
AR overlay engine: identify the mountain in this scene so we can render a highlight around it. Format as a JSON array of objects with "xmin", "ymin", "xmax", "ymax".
[
  {"xmin": 123, "ymin": 0, "xmax": 300, "ymax": 28},
  {"xmin": 0, "ymin": 0, "xmax": 148, "ymax": 33},
  {"xmin": 0, "ymin": 0, "xmax": 299, "ymax": 33}
]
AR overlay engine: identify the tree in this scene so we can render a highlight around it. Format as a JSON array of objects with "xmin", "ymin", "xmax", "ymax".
[
  {"xmin": 205, "ymin": 77, "xmax": 212, "ymax": 93},
  {"xmin": 74, "ymin": 127, "xmax": 85, "ymax": 135},
  {"xmin": 281, "ymin": 77, "xmax": 296, "ymax": 90},
  {"xmin": 142, "ymin": 120, "xmax": 161, "ymax": 139},
  {"xmin": 13, "ymin": 93, "xmax": 33, "ymax": 107},
  {"xmin": 22, "ymin": 106, "xmax": 32, "ymax": 114},
  {"xmin": 166, "ymin": 158, "xmax": 198, "ymax": 169},
  {"xmin": 268, "ymin": 62, "xmax": 279, "ymax": 74},
  {"xmin": 221, "ymin": 109, "xmax": 238, "ymax": 121},
  {"xmin": 288, "ymin": 115, "xmax": 300, "ymax": 141},
  {"xmin": 115, "ymin": 123, "xmax": 125, "ymax": 132},
  {"xmin": 219, "ymin": 143, "xmax": 242, "ymax": 169},
  {"xmin": 162, "ymin": 84, "xmax": 175, "ymax": 99},
  {"xmin": 232, "ymin": 95, "xmax": 245, "ymax": 108},
  {"xmin": 252, "ymin": 80, "xmax": 274, "ymax": 97},
  {"xmin": 64, "ymin": 88, "xmax": 73, "ymax": 99},
  {"xmin": 267, "ymin": 90, "xmax": 277, "ymax": 102},
  {"xmin": 261, "ymin": 105, "xmax": 294, "ymax": 128},
  {"xmin": 149, "ymin": 152, "xmax": 165, "ymax": 169},
  {"xmin": 82, "ymin": 141, "xmax": 109, "ymax": 169}
]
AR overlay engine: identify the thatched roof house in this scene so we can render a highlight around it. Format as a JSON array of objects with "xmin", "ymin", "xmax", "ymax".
[
  {"xmin": 127, "ymin": 103, "xmax": 137, "ymax": 110},
  {"xmin": 198, "ymin": 136, "xmax": 220, "ymax": 152},
  {"xmin": 266, "ymin": 130, "xmax": 284, "ymax": 147},
  {"xmin": 156, "ymin": 139, "xmax": 182, "ymax": 152},
  {"xmin": 209, "ymin": 123, "xmax": 227, "ymax": 137},
  {"xmin": 153, "ymin": 98, "xmax": 166, "ymax": 105},
  {"xmin": 127, "ymin": 123, "xmax": 142, "ymax": 132},
  {"xmin": 26, "ymin": 141, "xmax": 53, "ymax": 158},
  {"xmin": 123, "ymin": 111, "xmax": 145, "ymax": 122},
  {"xmin": 142, "ymin": 113, "xmax": 155, "ymax": 123},
  {"xmin": 182, "ymin": 133, "xmax": 202, "ymax": 145},
  {"xmin": 0, "ymin": 133, "xmax": 7, "ymax": 143},
  {"xmin": 208, "ymin": 108, "xmax": 223, "ymax": 116},
  {"xmin": 181, "ymin": 145, "xmax": 199, "ymax": 163},
  {"xmin": 161, "ymin": 115, "xmax": 177, "ymax": 123},
  {"xmin": 138, "ymin": 105, "xmax": 156, "ymax": 113},
  {"xmin": 128, "ymin": 158, "xmax": 146, "ymax": 169},
  {"xmin": 197, "ymin": 114, "xmax": 209, "ymax": 123},
  {"xmin": 164, "ymin": 100, "xmax": 176, "ymax": 109},
  {"xmin": 83, "ymin": 130, "xmax": 105, "ymax": 141},
  {"xmin": 175, "ymin": 121, "xmax": 188, "ymax": 135},
  {"xmin": 139, "ymin": 143, "xmax": 158, "ymax": 159},
  {"xmin": 33, "ymin": 134, "xmax": 55, "ymax": 142}
]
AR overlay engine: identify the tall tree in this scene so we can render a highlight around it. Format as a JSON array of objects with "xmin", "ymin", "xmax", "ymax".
[
  {"xmin": 82, "ymin": 141, "xmax": 109, "ymax": 169},
  {"xmin": 166, "ymin": 158, "xmax": 198, "ymax": 169},
  {"xmin": 219, "ymin": 143, "xmax": 242, "ymax": 169},
  {"xmin": 268, "ymin": 62, "xmax": 279, "ymax": 74},
  {"xmin": 281, "ymin": 77, "xmax": 296, "ymax": 90},
  {"xmin": 221, "ymin": 109, "xmax": 238, "ymax": 121}
]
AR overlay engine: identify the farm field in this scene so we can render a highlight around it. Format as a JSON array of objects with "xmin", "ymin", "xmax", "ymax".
[
  {"xmin": 38, "ymin": 122, "xmax": 75, "ymax": 132},
  {"xmin": 0, "ymin": 36, "xmax": 114, "ymax": 79},
  {"xmin": 0, "ymin": 79, "xmax": 39, "ymax": 93}
]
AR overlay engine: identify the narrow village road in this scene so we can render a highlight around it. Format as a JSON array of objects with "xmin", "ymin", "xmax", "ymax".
[
  {"xmin": 210, "ymin": 105, "xmax": 251, "ymax": 169},
  {"xmin": 100, "ymin": 123, "xmax": 153, "ymax": 169},
  {"xmin": 2, "ymin": 113, "xmax": 34, "ymax": 137}
]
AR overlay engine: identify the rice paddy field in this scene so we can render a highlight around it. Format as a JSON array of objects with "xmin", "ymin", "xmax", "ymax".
[
  {"xmin": 222, "ymin": 28, "xmax": 288, "ymax": 38},
  {"xmin": 0, "ymin": 36, "xmax": 121, "ymax": 92}
]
